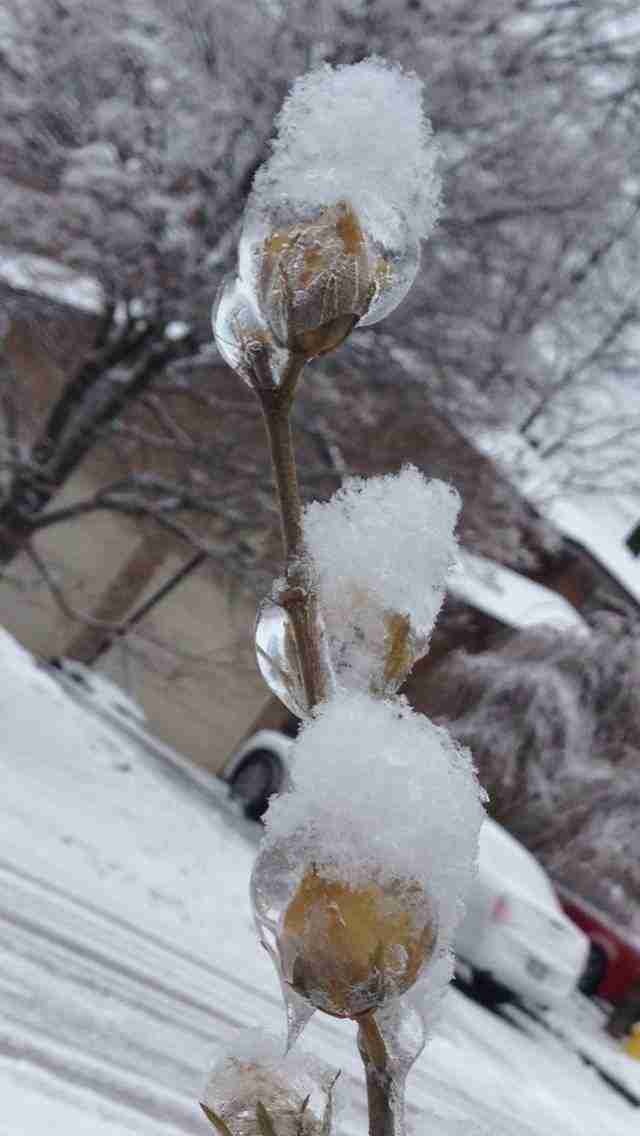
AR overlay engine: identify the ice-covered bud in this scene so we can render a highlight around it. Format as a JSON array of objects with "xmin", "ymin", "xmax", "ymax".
[
  {"xmin": 302, "ymin": 467, "xmax": 460, "ymax": 695},
  {"xmin": 280, "ymin": 867, "xmax": 436, "ymax": 1018},
  {"xmin": 202, "ymin": 1029, "xmax": 341, "ymax": 1136},
  {"xmin": 225, "ymin": 58, "xmax": 440, "ymax": 367},
  {"xmin": 213, "ymin": 275, "xmax": 291, "ymax": 390},
  {"xmin": 239, "ymin": 195, "xmax": 424, "ymax": 360},
  {"xmin": 252, "ymin": 694, "xmax": 484, "ymax": 1034},
  {"xmin": 247, "ymin": 199, "xmax": 372, "ymax": 358}
]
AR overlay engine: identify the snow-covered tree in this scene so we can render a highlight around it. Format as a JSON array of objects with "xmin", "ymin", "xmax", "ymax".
[
  {"xmin": 424, "ymin": 618, "xmax": 640, "ymax": 923},
  {"xmin": 3, "ymin": 0, "xmax": 640, "ymax": 604}
]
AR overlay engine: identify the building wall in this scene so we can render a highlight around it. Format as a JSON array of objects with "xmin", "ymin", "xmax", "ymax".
[
  {"xmin": 0, "ymin": 463, "xmax": 267, "ymax": 773},
  {"xmin": 0, "ymin": 291, "xmax": 269, "ymax": 773}
]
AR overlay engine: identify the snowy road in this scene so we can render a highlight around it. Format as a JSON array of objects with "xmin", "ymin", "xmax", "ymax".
[{"xmin": 1, "ymin": 628, "xmax": 638, "ymax": 1135}]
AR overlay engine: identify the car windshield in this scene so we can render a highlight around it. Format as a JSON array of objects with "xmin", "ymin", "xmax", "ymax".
[{"xmin": 480, "ymin": 820, "xmax": 559, "ymax": 909}]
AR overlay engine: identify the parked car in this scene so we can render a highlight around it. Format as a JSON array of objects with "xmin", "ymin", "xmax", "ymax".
[
  {"xmin": 222, "ymin": 729, "xmax": 293, "ymax": 821},
  {"xmin": 556, "ymin": 886, "xmax": 640, "ymax": 1005},
  {"xmin": 46, "ymin": 656, "xmax": 148, "ymax": 725},
  {"xmin": 222, "ymin": 732, "xmax": 589, "ymax": 1008},
  {"xmin": 456, "ymin": 818, "xmax": 589, "ymax": 1009},
  {"xmin": 43, "ymin": 656, "xmax": 243, "ymax": 816}
]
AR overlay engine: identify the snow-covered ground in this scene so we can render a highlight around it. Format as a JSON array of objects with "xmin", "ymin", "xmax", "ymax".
[{"xmin": 1, "ymin": 627, "xmax": 638, "ymax": 1135}]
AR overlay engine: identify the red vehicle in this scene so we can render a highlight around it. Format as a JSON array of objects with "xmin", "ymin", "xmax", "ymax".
[{"xmin": 556, "ymin": 886, "xmax": 640, "ymax": 1004}]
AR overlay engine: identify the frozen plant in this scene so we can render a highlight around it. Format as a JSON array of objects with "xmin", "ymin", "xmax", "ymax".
[
  {"xmin": 208, "ymin": 58, "xmax": 484, "ymax": 1136},
  {"xmin": 252, "ymin": 694, "xmax": 482, "ymax": 1023},
  {"xmin": 302, "ymin": 468, "xmax": 460, "ymax": 696},
  {"xmin": 202, "ymin": 1028, "xmax": 342, "ymax": 1136},
  {"xmin": 214, "ymin": 57, "xmax": 441, "ymax": 381}
]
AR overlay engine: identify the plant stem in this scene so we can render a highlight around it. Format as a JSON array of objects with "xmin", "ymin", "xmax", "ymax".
[
  {"xmin": 258, "ymin": 357, "xmax": 399, "ymax": 1136},
  {"xmin": 258, "ymin": 358, "xmax": 328, "ymax": 710},
  {"xmin": 261, "ymin": 395, "xmax": 304, "ymax": 560},
  {"xmin": 357, "ymin": 1015, "xmax": 404, "ymax": 1136}
]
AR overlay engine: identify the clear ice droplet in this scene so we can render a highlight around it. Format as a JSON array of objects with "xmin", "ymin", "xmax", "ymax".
[
  {"xmin": 250, "ymin": 841, "xmax": 316, "ymax": 1046},
  {"xmin": 373, "ymin": 995, "xmax": 427, "ymax": 1079},
  {"xmin": 255, "ymin": 600, "xmax": 309, "ymax": 718},
  {"xmin": 357, "ymin": 203, "xmax": 420, "ymax": 328},
  {"xmin": 284, "ymin": 984, "xmax": 316, "ymax": 1051},
  {"xmin": 212, "ymin": 274, "xmax": 290, "ymax": 387}
]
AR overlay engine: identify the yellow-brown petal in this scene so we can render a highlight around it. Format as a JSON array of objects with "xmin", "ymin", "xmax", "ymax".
[{"xmin": 280, "ymin": 869, "xmax": 436, "ymax": 1018}]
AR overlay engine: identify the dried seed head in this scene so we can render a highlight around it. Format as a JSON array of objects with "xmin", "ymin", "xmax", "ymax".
[
  {"xmin": 202, "ymin": 1033, "xmax": 341, "ymax": 1136},
  {"xmin": 203, "ymin": 1061, "xmax": 320, "ymax": 1136},
  {"xmin": 278, "ymin": 868, "xmax": 436, "ymax": 1018}
]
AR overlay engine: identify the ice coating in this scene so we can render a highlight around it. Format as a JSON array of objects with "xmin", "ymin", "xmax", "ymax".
[
  {"xmin": 255, "ymin": 600, "xmax": 309, "ymax": 719},
  {"xmin": 259, "ymin": 692, "xmax": 485, "ymax": 969},
  {"xmin": 203, "ymin": 1027, "xmax": 342, "ymax": 1136},
  {"xmin": 212, "ymin": 273, "xmax": 290, "ymax": 388},
  {"xmin": 302, "ymin": 466, "xmax": 460, "ymax": 693},
  {"xmin": 217, "ymin": 59, "xmax": 441, "ymax": 371},
  {"xmin": 251, "ymin": 58, "xmax": 441, "ymax": 247}
]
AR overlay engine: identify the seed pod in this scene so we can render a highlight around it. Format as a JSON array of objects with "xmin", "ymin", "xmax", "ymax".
[{"xmin": 279, "ymin": 867, "xmax": 436, "ymax": 1018}]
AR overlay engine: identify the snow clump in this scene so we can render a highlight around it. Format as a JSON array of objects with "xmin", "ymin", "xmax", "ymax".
[
  {"xmin": 302, "ymin": 466, "xmax": 460, "ymax": 694},
  {"xmin": 251, "ymin": 57, "xmax": 441, "ymax": 246}
]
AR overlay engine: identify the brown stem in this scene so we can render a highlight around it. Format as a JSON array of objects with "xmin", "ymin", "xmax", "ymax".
[
  {"xmin": 357, "ymin": 1014, "xmax": 404, "ymax": 1136},
  {"xmin": 261, "ymin": 396, "xmax": 304, "ymax": 560},
  {"xmin": 257, "ymin": 358, "xmax": 328, "ymax": 709}
]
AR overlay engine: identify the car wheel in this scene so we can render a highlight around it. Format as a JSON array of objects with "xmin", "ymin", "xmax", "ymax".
[
  {"xmin": 228, "ymin": 750, "xmax": 284, "ymax": 821},
  {"xmin": 470, "ymin": 968, "xmax": 513, "ymax": 1010},
  {"xmin": 578, "ymin": 941, "xmax": 608, "ymax": 997}
]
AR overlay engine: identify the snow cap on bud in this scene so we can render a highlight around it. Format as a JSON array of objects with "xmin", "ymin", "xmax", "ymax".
[
  {"xmin": 202, "ymin": 1028, "xmax": 342, "ymax": 1136},
  {"xmin": 252, "ymin": 693, "xmax": 484, "ymax": 1028},
  {"xmin": 251, "ymin": 57, "xmax": 441, "ymax": 251},
  {"xmin": 302, "ymin": 467, "xmax": 460, "ymax": 695}
]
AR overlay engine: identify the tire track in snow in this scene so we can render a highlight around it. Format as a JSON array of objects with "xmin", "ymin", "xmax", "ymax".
[{"xmin": 0, "ymin": 856, "xmax": 283, "ymax": 1131}]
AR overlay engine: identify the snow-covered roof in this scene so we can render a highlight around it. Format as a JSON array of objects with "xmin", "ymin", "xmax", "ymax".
[
  {"xmin": 545, "ymin": 496, "xmax": 640, "ymax": 608},
  {"xmin": 0, "ymin": 247, "xmax": 105, "ymax": 315},
  {"xmin": 476, "ymin": 429, "xmax": 640, "ymax": 609},
  {"xmin": 449, "ymin": 550, "xmax": 588, "ymax": 632}
]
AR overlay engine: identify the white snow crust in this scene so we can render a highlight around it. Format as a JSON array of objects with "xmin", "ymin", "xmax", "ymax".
[
  {"xmin": 263, "ymin": 691, "xmax": 484, "ymax": 952},
  {"xmin": 302, "ymin": 466, "xmax": 460, "ymax": 691},
  {"xmin": 250, "ymin": 58, "xmax": 441, "ymax": 246},
  {"xmin": 1, "ymin": 625, "xmax": 639, "ymax": 1136}
]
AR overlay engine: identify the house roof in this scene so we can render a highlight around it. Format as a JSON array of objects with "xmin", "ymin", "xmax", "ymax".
[
  {"xmin": 545, "ymin": 496, "xmax": 640, "ymax": 608},
  {"xmin": 476, "ymin": 428, "xmax": 640, "ymax": 610},
  {"xmin": 0, "ymin": 247, "xmax": 105, "ymax": 314},
  {"xmin": 450, "ymin": 550, "xmax": 588, "ymax": 632}
]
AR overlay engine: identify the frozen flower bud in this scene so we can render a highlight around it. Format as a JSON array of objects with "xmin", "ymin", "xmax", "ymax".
[
  {"xmin": 215, "ymin": 58, "xmax": 441, "ymax": 373},
  {"xmin": 202, "ymin": 1029, "xmax": 341, "ymax": 1136},
  {"xmin": 302, "ymin": 468, "xmax": 460, "ymax": 695},
  {"xmin": 252, "ymin": 694, "xmax": 484, "ymax": 1038},
  {"xmin": 239, "ymin": 197, "xmax": 422, "ymax": 363},
  {"xmin": 252, "ymin": 200, "xmax": 372, "ymax": 358},
  {"xmin": 279, "ymin": 866, "xmax": 436, "ymax": 1018}
]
